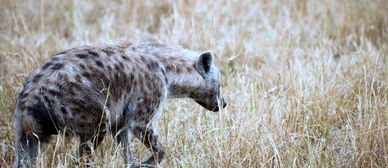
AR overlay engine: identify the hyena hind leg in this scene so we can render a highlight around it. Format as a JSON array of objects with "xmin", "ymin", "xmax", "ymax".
[
  {"xmin": 13, "ymin": 132, "xmax": 42, "ymax": 168},
  {"xmin": 131, "ymin": 125, "xmax": 165, "ymax": 168},
  {"xmin": 78, "ymin": 128, "xmax": 106, "ymax": 166}
]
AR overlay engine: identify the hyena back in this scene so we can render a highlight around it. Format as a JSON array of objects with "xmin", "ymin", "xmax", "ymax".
[{"xmin": 13, "ymin": 40, "xmax": 227, "ymax": 167}]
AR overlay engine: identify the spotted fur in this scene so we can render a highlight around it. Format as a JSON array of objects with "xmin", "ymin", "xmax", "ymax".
[{"xmin": 13, "ymin": 40, "xmax": 227, "ymax": 168}]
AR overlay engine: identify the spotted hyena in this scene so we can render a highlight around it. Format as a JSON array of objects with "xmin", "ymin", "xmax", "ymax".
[{"xmin": 13, "ymin": 40, "xmax": 227, "ymax": 167}]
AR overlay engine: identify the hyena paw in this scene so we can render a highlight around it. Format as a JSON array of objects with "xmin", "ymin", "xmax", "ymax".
[
  {"xmin": 130, "ymin": 163, "xmax": 155, "ymax": 168},
  {"xmin": 127, "ymin": 161, "xmax": 156, "ymax": 168},
  {"xmin": 130, "ymin": 160, "xmax": 155, "ymax": 168}
]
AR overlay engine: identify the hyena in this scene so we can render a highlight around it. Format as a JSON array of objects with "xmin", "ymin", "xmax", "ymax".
[{"xmin": 13, "ymin": 40, "xmax": 227, "ymax": 167}]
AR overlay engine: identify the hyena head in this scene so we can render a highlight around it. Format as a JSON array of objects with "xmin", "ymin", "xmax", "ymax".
[{"xmin": 192, "ymin": 51, "xmax": 227, "ymax": 112}]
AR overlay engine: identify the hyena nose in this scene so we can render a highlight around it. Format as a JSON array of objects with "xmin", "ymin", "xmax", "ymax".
[{"xmin": 222, "ymin": 98, "xmax": 227, "ymax": 108}]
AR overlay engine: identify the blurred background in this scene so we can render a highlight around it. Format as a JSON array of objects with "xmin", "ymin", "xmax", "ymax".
[{"xmin": 0, "ymin": 0, "xmax": 387, "ymax": 167}]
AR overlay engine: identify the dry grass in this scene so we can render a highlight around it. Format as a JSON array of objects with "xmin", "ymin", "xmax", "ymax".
[{"xmin": 1, "ymin": 0, "xmax": 387, "ymax": 167}]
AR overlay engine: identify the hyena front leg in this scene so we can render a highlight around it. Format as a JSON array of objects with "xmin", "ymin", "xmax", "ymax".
[
  {"xmin": 112, "ymin": 128, "xmax": 135, "ymax": 168},
  {"xmin": 131, "ymin": 125, "xmax": 165, "ymax": 167}
]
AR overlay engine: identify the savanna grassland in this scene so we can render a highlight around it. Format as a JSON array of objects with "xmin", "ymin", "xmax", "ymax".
[{"xmin": 0, "ymin": 0, "xmax": 387, "ymax": 167}]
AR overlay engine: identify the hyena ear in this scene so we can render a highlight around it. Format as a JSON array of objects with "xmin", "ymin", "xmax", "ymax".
[{"xmin": 196, "ymin": 51, "xmax": 213, "ymax": 77}]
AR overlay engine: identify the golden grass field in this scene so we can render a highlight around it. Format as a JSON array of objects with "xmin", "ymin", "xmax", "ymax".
[{"xmin": 1, "ymin": 0, "xmax": 387, "ymax": 167}]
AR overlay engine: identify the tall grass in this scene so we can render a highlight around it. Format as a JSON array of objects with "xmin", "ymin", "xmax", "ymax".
[{"xmin": 0, "ymin": 0, "xmax": 387, "ymax": 167}]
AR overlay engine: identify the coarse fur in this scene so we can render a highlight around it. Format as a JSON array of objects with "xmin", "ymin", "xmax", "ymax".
[{"xmin": 13, "ymin": 40, "xmax": 227, "ymax": 168}]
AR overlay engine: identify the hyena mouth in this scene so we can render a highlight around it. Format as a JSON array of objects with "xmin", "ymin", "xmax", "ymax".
[
  {"xmin": 194, "ymin": 100, "xmax": 220, "ymax": 112},
  {"xmin": 212, "ymin": 106, "xmax": 220, "ymax": 112}
]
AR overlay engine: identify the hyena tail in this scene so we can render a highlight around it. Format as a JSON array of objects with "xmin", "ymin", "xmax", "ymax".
[{"xmin": 13, "ymin": 98, "xmax": 57, "ymax": 168}]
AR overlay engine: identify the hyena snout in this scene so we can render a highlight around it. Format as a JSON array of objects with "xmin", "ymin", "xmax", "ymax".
[{"xmin": 195, "ymin": 97, "xmax": 227, "ymax": 112}]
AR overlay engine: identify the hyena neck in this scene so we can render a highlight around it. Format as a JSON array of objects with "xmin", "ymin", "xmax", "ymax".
[
  {"xmin": 165, "ymin": 68, "xmax": 204, "ymax": 98},
  {"xmin": 130, "ymin": 40, "xmax": 204, "ymax": 98},
  {"xmin": 157, "ymin": 50, "xmax": 204, "ymax": 99}
]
